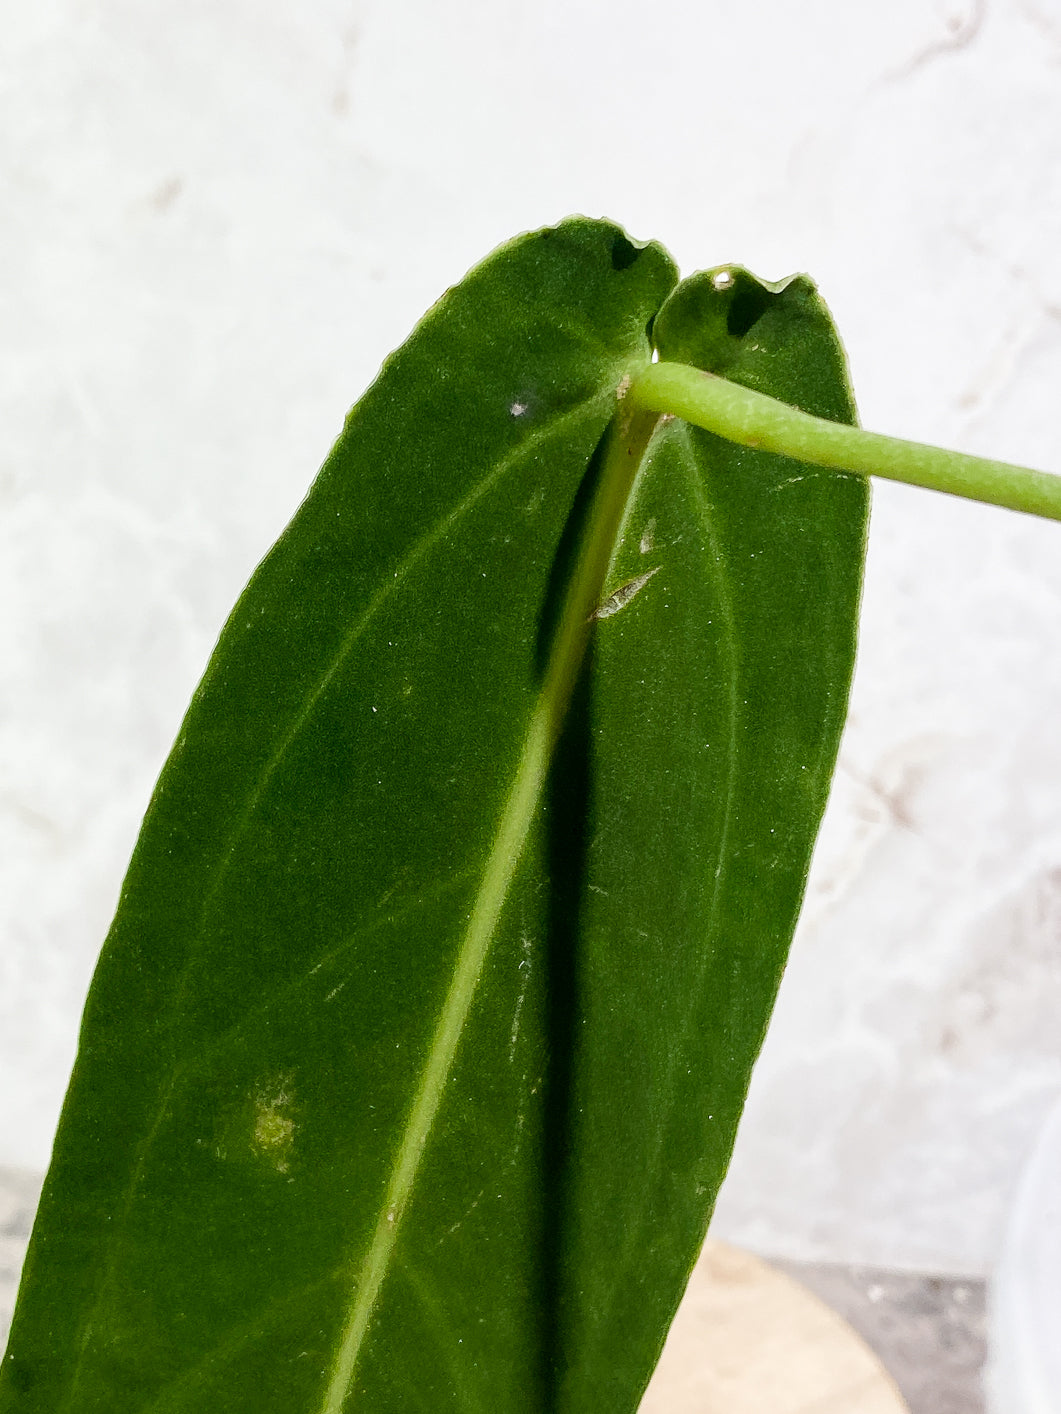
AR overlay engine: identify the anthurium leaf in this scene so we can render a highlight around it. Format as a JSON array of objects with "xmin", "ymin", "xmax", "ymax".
[{"xmin": 0, "ymin": 227, "xmax": 867, "ymax": 1414}]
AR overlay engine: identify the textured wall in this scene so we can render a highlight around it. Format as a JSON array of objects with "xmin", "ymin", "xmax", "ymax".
[{"xmin": 3, "ymin": 0, "xmax": 1060, "ymax": 1274}]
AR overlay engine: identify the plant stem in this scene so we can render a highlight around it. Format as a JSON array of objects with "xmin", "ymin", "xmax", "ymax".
[{"xmin": 629, "ymin": 361, "xmax": 1061, "ymax": 522}]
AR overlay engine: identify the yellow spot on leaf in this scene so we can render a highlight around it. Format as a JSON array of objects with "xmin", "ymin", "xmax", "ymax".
[{"xmin": 251, "ymin": 1075, "xmax": 297, "ymax": 1174}]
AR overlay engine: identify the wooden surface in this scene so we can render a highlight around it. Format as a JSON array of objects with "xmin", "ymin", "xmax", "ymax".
[{"xmin": 641, "ymin": 1241, "xmax": 910, "ymax": 1414}]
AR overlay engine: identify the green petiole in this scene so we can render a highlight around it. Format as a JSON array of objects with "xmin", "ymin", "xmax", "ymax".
[{"xmin": 631, "ymin": 360, "xmax": 1061, "ymax": 522}]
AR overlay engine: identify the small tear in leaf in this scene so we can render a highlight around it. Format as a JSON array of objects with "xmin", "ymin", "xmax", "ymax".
[
  {"xmin": 712, "ymin": 269, "xmax": 735, "ymax": 290},
  {"xmin": 591, "ymin": 566, "xmax": 661, "ymax": 621}
]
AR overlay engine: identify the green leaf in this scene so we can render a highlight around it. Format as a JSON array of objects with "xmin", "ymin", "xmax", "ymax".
[{"xmin": 1, "ymin": 228, "xmax": 867, "ymax": 1413}]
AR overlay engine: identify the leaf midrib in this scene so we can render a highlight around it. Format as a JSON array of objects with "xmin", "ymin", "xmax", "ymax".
[{"xmin": 319, "ymin": 396, "xmax": 660, "ymax": 1412}]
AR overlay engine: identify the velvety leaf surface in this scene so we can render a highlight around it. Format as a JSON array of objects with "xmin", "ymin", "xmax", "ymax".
[
  {"xmin": 0, "ymin": 234, "xmax": 867, "ymax": 1414},
  {"xmin": 552, "ymin": 266, "xmax": 869, "ymax": 1406}
]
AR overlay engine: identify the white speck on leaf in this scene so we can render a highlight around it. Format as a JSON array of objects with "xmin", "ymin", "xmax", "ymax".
[
  {"xmin": 436, "ymin": 1192, "xmax": 483, "ymax": 1247},
  {"xmin": 509, "ymin": 401, "xmax": 528, "ymax": 417},
  {"xmin": 509, "ymin": 935, "xmax": 533, "ymax": 1064},
  {"xmin": 592, "ymin": 566, "xmax": 661, "ymax": 621},
  {"xmin": 639, "ymin": 518, "xmax": 656, "ymax": 554}
]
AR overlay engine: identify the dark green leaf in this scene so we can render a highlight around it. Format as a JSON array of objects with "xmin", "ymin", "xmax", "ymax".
[{"xmin": 0, "ymin": 231, "xmax": 867, "ymax": 1413}]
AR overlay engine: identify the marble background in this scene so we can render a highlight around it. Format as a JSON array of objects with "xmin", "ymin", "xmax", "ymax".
[{"xmin": 3, "ymin": 0, "xmax": 1060, "ymax": 1275}]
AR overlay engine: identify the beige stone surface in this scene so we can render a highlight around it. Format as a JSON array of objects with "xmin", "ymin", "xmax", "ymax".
[{"xmin": 641, "ymin": 1241, "xmax": 908, "ymax": 1414}]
